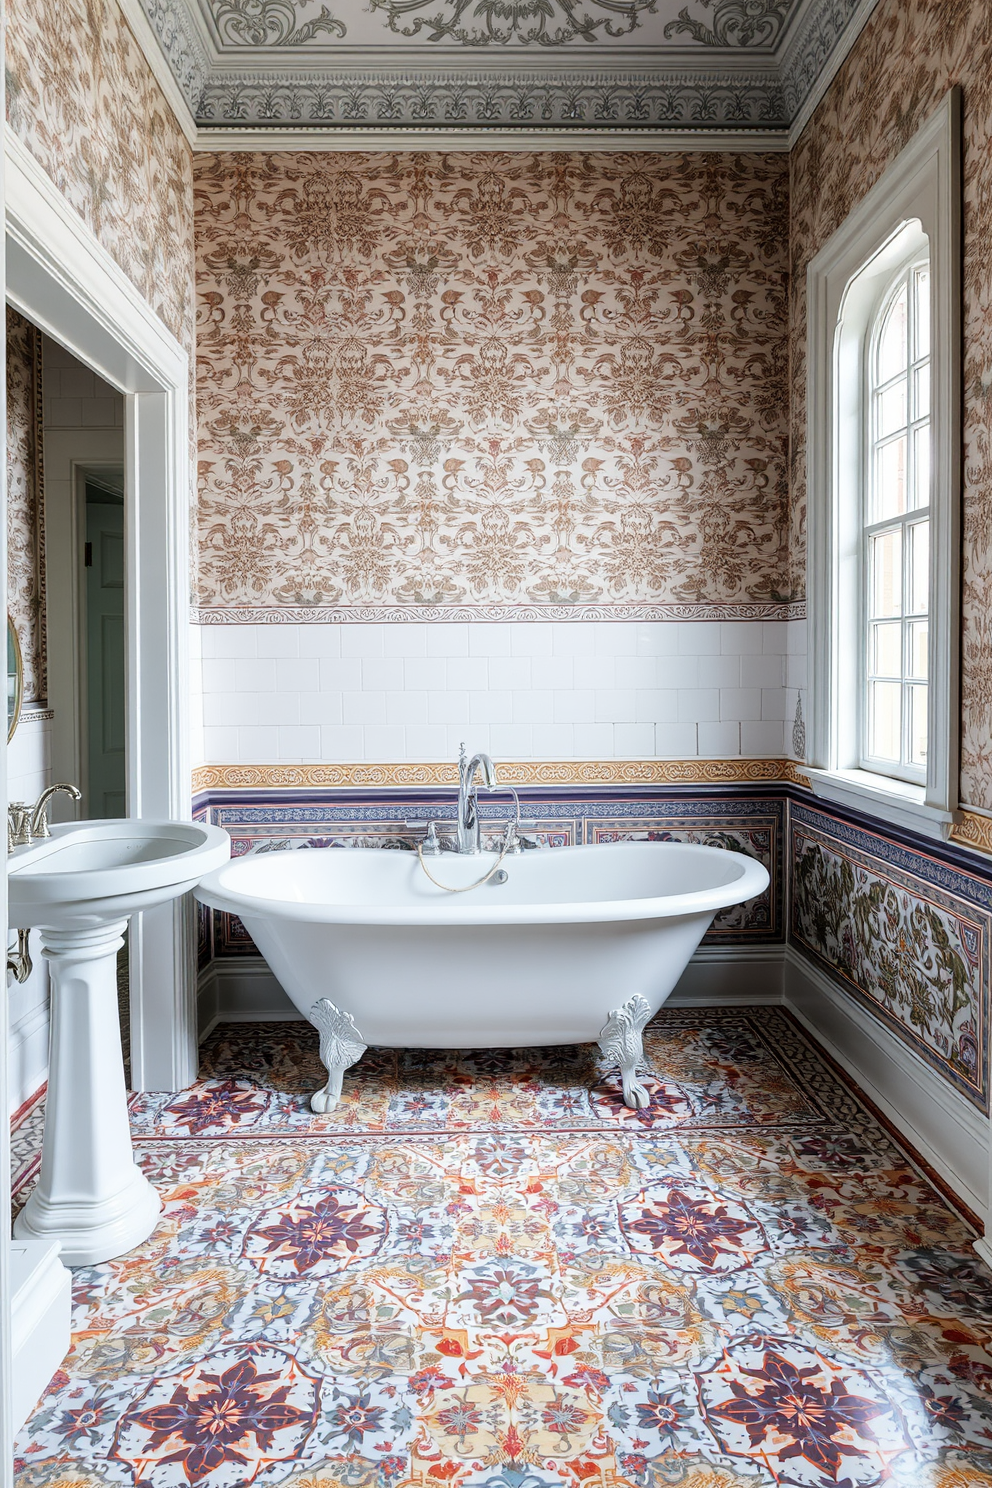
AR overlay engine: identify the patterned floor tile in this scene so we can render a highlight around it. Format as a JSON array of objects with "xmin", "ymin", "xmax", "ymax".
[{"xmin": 14, "ymin": 1010, "xmax": 992, "ymax": 1487}]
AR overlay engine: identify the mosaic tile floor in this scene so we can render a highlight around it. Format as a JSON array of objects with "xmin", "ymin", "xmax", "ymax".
[{"xmin": 13, "ymin": 1008, "xmax": 992, "ymax": 1487}]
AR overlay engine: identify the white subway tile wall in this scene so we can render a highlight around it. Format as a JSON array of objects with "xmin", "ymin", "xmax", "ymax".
[{"xmin": 196, "ymin": 621, "xmax": 804, "ymax": 765}]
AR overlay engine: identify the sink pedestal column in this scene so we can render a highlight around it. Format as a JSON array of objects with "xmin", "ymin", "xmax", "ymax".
[{"xmin": 14, "ymin": 918, "xmax": 162, "ymax": 1267}]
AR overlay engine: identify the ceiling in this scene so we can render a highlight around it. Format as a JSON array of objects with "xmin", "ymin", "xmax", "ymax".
[{"xmin": 137, "ymin": 0, "xmax": 877, "ymax": 139}]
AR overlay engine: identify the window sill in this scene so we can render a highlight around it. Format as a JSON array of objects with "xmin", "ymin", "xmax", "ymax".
[{"xmin": 805, "ymin": 767, "xmax": 958, "ymax": 842}]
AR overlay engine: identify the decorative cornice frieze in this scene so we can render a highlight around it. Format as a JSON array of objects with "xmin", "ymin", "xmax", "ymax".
[
  {"xmin": 134, "ymin": 0, "xmax": 210, "ymax": 110},
  {"xmin": 193, "ymin": 601, "xmax": 806, "ymax": 623},
  {"xmin": 192, "ymin": 757, "xmax": 799, "ymax": 792},
  {"xmin": 195, "ymin": 70, "xmax": 787, "ymax": 130},
  {"xmin": 134, "ymin": 0, "xmax": 876, "ymax": 139}
]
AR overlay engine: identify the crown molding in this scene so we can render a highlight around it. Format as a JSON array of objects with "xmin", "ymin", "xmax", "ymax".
[
  {"xmin": 785, "ymin": 0, "xmax": 881, "ymax": 144},
  {"xmin": 117, "ymin": 0, "xmax": 200, "ymax": 146},
  {"xmin": 126, "ymin": 0, "xmax": 880, "ymax": 147}
]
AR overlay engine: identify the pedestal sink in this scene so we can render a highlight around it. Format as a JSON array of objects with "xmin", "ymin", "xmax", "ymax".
[{"xmin": 8, "ymin": 819, "xmax": 230, "ymax": 1266}]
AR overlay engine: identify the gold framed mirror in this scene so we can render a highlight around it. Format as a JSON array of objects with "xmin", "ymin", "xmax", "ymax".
[{"xmin": 8, "ymin": 614, "xmax": 23, "ymax": 742}]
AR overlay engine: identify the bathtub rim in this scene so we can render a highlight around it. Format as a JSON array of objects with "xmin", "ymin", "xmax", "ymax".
[{"xmin": 194, "ymin": 840, "xmax": 770, "ymax": 929}]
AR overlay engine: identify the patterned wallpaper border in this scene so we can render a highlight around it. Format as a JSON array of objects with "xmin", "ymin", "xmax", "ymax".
[
  {"xmin": 194, "ymin": 603, "xmax": 807, "ymax": 624},
  {"xmin": 192, "ymin": 758, "xmax": 807, "ymax": 792}
]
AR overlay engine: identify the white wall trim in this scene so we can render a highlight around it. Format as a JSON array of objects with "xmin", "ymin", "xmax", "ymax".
[
  {"xmin": 1, "ymin": 77, "xmax": 14, "ymax": 1471},
  {"xmin": 7, "ymin": 998, "xmax": 49, "ymax": 1116},
  {"xmin": 5, "ymin": 125, "xmax": 196, "ymax": 1093},
  {"xmin": 197, "ymin": 945, "xmax": 787, "ymax": 1041},
  {"xmin": 805, "ymin": 91, "xmax": 962, "ymax": 835}
]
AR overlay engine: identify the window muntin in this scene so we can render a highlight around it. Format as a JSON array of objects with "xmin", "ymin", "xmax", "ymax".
[{"xmin": 862, "ymin": 260, "xmax": 931, "ymax": 782}]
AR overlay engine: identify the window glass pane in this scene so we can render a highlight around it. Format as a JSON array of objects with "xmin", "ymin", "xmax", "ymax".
[
  {"xmin": 908, "ymin": 620, "xmax": 928, "ymax": 679},
  {"xmin": 912, "ymin": 423, "xmax": 930, "ymax": 509},
  {"xmin": 875, "ymin": 437, "xmax": 906, "ymax": 519},
  {"xmin": 870, "ymin": 680, "xmax": 902, "ymax": 761},
  {"xmin": 914, "ymin": 363, "xmax": 930, "ymax": 419},
  {"xmin": 870, "ymin": 529, "xmax": 902, "ymax": 617},
  {"xmin": 915, "ymin": 267, "xmax": 930, "ymax": 358},
  {"xmin": 908, "ymin": 519, "xmax": 929, "ymax": 613},
  {"xmin": 878, "ymin": 283, "xmax": 908, "ymax": 382},
  {"xmin": 876, "ymin": 382, "xmax": 906, "ymax": 438},
  {"xmin": 909, "ymin": 683, "xmax": 928, "ymax": 765},
  {"xmin": 871, "ymin": 622, "xmax": 902, "ymax": 677}
]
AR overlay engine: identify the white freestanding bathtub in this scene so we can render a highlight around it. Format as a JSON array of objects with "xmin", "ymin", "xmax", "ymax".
[{"xmin": 195, "ymin": 841, "xmax": 769, "ymax": 1111}]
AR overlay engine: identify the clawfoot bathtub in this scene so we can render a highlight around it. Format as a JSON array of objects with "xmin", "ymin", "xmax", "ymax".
[{"xmin": 195, "ymin": 841, "xmax": 769, "ymax": 1111}]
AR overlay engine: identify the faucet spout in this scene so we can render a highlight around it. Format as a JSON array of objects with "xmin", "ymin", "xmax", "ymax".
[
  {"xmin": 30, "ymin": 782, "xmax": 82, "ymax": 839},
  {"xmin": 456, "ymin": 744, "xmax": 497, "ymax": 854}
]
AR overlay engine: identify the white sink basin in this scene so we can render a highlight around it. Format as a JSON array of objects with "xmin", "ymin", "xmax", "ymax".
[{"xmin": 8, "ymin": 818, "xmax": 231, "ymax": 928}]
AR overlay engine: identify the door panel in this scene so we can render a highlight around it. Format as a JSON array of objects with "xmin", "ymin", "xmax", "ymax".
[{"xmin": 85, "ymin": 493, "xmax": 126, "ymax": 817}]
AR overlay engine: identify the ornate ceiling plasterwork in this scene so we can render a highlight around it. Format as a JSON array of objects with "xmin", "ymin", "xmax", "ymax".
[{"xmin": 136, "ymin": 0, "xmax": 876, "ymax": 135}]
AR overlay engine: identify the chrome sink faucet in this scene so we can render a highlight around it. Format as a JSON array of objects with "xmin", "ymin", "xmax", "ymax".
[
  {"xmin": 456, "ymin": 743, "xmax": 497, "ymax": 854},
  {"xmin": 7, "ymin": 783, "xmax": 81, "ymax": 851}
]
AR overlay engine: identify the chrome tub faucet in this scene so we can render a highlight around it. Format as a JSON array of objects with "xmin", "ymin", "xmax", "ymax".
[{"xmin": 456, "ymin": 743, "xmax": 497, "ymax": 855}]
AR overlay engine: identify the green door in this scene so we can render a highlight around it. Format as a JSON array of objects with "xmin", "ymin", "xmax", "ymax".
[{"xmin": 85, "ymin": 489, "xmax": 126, "ymax": 817}]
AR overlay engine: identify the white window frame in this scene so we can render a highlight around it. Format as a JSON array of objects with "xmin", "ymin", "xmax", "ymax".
[{"xmin": 806, "ymin": 89, "xmax": 961, "ymax": 841}]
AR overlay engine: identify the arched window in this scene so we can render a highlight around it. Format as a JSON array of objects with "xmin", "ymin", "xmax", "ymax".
[
  {"xmin": 862, "ymin": 258, "xmax": 930, "ymax": 782},
  {"xmin": 805, "ymin": 91, "xmax": 960, "ymax": 841}
]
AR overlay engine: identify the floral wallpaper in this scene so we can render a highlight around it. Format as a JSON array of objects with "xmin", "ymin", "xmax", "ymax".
[
  {"xmin": 789, "ymin": 0, "xmax": 992, "ymax": 807},
  {"xmin": 194, "ymin": 150, "xmax": 790, "ymax": 617},
  {"xmin": 790, "ymin": 806, "xmax": 989, "ymax": 1110},
  {"xmin": 4, "ymin": 0, "xmax": 195, "ymax": 351},
  {"xmin": 6, "ymin": 309, "xmax": 46, "ymax": 707}
]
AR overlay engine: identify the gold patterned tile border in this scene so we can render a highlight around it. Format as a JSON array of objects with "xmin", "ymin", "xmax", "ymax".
[
  {"xmin": 192, "ymin": 758, "xmax": 808, "ymax": 792},
  {"xmin": 949, "ymin": 810, "xmax": 992, "ymax": 859}
]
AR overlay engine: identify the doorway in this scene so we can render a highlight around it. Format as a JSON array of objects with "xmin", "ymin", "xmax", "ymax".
[{"xmin": 83, "ymin": 474, "xmax": 126, "ymax": 818}]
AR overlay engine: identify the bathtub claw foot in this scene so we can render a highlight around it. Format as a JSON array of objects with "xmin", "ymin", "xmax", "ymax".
[
  {"xmin": 598, "ymin": 994, "xmax": 652, "ymax": 1111},
  {"xmin": 309, "ymin": 999, "xmax": 367, "ymax": 1113}
]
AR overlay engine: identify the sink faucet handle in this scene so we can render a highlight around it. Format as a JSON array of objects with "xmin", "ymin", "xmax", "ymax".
[
  {"xmin": 30, "ymin": 783, "xmax": 82, "ymax": 840},
  {"xmin": 7, "ymin": 803, "xmax": 32, "ymax": 851}
]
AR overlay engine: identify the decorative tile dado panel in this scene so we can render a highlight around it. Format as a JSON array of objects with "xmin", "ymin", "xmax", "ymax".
[
  {"xmin": 4, "ymin": 0, "xmax": 195, "ymax": 349},
  {"xmin": 6, "ymin": 310, "xmax": 46, "ymax": 706},
  {"xmin": 788, "ymin": 0, "xmax": 992, "ymax": 808},
  {"xmin": 197, "ymin": 789, "xmax": 782, "ymax": 959},
  {"xmin": 194, "ymin": 151, "xmax": 791, "ymax": 619},
  {"xmin": 790, "ymin": 804, "xmax": 992, "ymax": 1110}
]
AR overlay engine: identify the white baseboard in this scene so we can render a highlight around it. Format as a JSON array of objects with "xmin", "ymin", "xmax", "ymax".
[
  {"xmin": 197, "ymin": 959, "xmax": 295, "ymax": 1040},
  {"xmin": 670, "ymin": 945, "xmax": 785, "ymax": 1005},
  {"xmin": 11, "ymin": 1240, "xmax": 71, "ymax": 1430},
  {"xmin": 8, "ymin": 996, "xmax": 50, "ymax": 1115},
  {"xmin": 783, "ymin": 946, "xmax": 989, "ymax": 1228},
  {"xmin": 198, "ymin": 945, "xmax": 786, "ymax": 1037},
  {"xmin": 197, "ymin": 945, "xmax": 989, "ymax": 1236}
]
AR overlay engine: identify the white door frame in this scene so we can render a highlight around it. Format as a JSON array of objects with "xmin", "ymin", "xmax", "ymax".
[{"xmin": 4, "ymin": 126, "xmax": 197, "ymax": 1094}]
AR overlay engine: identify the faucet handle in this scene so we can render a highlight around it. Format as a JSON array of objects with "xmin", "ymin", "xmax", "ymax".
[{"xmin": 8, "ymin": 803, "xmax": 32, "ymax": 851}]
